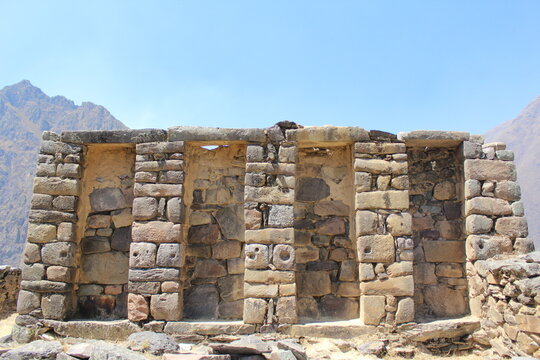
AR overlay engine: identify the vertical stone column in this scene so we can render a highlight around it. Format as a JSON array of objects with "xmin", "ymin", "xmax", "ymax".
[
  {"xmin": 243, "ymin": 128, "xmax": 297, "ymax": 330},
  {"xmin": 354, "ymin": 140, "xmax": 415, "ymax": 326},
  {"xmin": 462, "ymin": 140, "xmax": 532, "ymax": 317},
  {"xmin": 129, "ymin": 141, "xmax": 185, "ymax": 322},
  {"xmin": 18, "ymin": 132, "xmax": 83, "ymax": 320}
]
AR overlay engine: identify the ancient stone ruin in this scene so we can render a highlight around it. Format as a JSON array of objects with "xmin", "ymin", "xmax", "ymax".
[{"xmin": 15, "ymin": 123, "xmax": 540, "ymax": 356}]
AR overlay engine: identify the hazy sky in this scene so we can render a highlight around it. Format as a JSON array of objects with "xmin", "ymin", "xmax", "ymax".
[{"xmin": 2, "ymin": 1, "xmax": 540, "ymax": 134}]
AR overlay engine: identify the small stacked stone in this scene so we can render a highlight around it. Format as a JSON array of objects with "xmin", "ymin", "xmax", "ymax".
[
  {"xmin": 354, "ymin": 134, "xmax": 414, "ymax": 326},
  {"xmin": 128, "ymin": 141, "xmax": 185, "ymax": 322},
  {"xmin": 18, "ymin": 131, "xmax": 83, "ymax": 320},
  {"xmin": 243, "ymin": 125, "xmax": 297, "ymax": 328}
]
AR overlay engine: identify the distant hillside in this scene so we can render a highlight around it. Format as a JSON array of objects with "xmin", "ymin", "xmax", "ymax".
[
  {"xmin": 485, "ymin": 96, "xmax": 540, "ymax": 249},
  {"xmin": 0, "ymin": 80, "xmax": 127, "ymax": 265}
]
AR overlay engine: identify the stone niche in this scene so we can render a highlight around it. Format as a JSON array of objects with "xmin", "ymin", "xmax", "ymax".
[
  {"xmin": 295, "ymin": 146, "xmax": 359, "ymax": 321},
  {"xmin": 407, "ymin": 147, "xmax": 469, "ymax": 319},
  {"xmin": 77, "ymin": 144, "xmax": 135, "ymax": 319},
  {"xmin": 182, "ymin": 144, "xmax": 246, "ymax": 320}
]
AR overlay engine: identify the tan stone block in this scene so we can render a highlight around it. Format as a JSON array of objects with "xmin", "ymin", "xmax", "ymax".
[
  {"xmin": 111, "ymin": 208, "xmax": 133, "ymax": 228},
  {"xmin": 495, "ymin": 216, "xmax": 528, "ymax": 237},
  {"xmin": 132, "ymin": 221, "xmax": 182, "ymax": 243},
  {"xmin": 128, "ymin": 294, "xmax": 149, "ymax": 321},
  {"xmin": 433, "ymin": 181, "xmax": 456, "ymax": 200},
  {"xmin": 337, "ymin": 282, "xmax": 361, "ymax": 297},
  {"xmin": 386, "ymin": 213, "xmax": 412, "ymax": 236},
  {"xmin": 295, "ymin": 247, "xmax": 320, "ymax": 263},
  {"xmin": 161, "ymin": 281, "xmax": 181, "ymax": 293},
  {"xmin": 243, "ymin": 298, "xmax": 267, "ymax": 324},
  {"xmin": 358, "ymin": 234, "xmax": 395, "ymax": 263},
  {"xmin": 27, "ymin": 223, "xmax": 56, "ymax": 243},
  {"xmin": 413, "ymin": 263, "xmax": 437, "ymax": 285},
  {"xmin": 24, "ymin": 243, "xmax": 41, "ymax": 264},
  {"xmin": 423, "ymin": 241, "xmax": 465, "ymax": 263},
  {"xmin": 464, "ymin": 159, "xmax": 517, "ymax": 181},
  {"xmin": 387, "ymin": 261, "xmax": 413, "ymax": 277},
  {"xmin": 465, "ymin": 179, "xmax": 481, "ymax": 199},
  {"xmin": 360, "ymin": 263, "xmax": 375, "ymax": 281},
  {"xmin": 355, "ymin": 172, "xmax": 372, "ymax": 192},
  {"xmin": 356, "ymin": 191, "xmax": 409, "ymax": 210},
  {"xmin": 33, "ymin": 177, "xmax": 80, "ymax": 196},
  {"xmin": 244, "ymin": 270, "xmax": 295, "ymax": 284},
  {"xmin": 360, "ymin": 275, "xmax": 414, "ymax": 296},
  {"xmin": 465, "ymin": 215, "xmax": 493, "ymax": 234},
  {"xmin": 494, "ymin": 180, "xmax": 521, "ymax": 201},
  {"xmin": 360, "ymin": 295, "xmax": 385, "ymax": 325},
  {"xmin": 279, "ymin": 283, "xmax": 296, "ymax": 296},
  {"xmin": 277, "ymin": 296, "xmax": 297, "ymax": 324},
  {"xmin": 57, "ymin": 222, "xmax": 75, "ymax": 242},
  {"xmin": 46, "ymin": 266, "xmax": 72, "ymax": 282},
  {"xmin": 134, "ymin": 183, "xmax": 183, "ymax": 197},
  {"xmin": 244, "ymin": 186, "xmax": 294, "ymax": 204},
  {"xmin": 518, "ymin": 314, "xmax": 540, "ymax": 334},
  {"xmin": 391, "ymin": 175, "xmax": 409, "ymax": 190},
  {"xmin": 273, "ymin": 244, "xmax": 295, "ymax": 270},
  {"xmin": 355, "ymin": 211, "xmax": 378, "ymax": 235},
  {"xmin": 465, "ymin": 197, "xmax": 512, "ymax": 216},
  {"xmin": 437, "ymin": 220, "xmax": 462, "ymax": 240},
  {"xmin": 354, "ymin": 159, "xmax": 408, "ymax": 175},
  {"xmin": 395, "ymin": 297, "xmax": 414, "ymax": 324},
  {"xmin": 466, "ymin": 235, "xmax": 512, "ymax": 261},
  {"xmin": 133, "ymin": 197, "xmax": 158, "ymax": 220},
  {"xmin": 297, "ymin": 271, "xmax": 331, "ymax": 296},
  {"xmin": 244, "ymin": 283, "xmax": 278, "ymax": 298},
  {"xmin": 87, "ymin": 214, "xmax": 110, "ymax": 229},
  {"xmin": 435, "ymin": 263, "xmax": 463, "ymax": 278},
  {"xmin": 150, "ymin": 293, "xmax": 182, "ymax": 321},
  {"xmin": 245, "ymin": 228, "xmax": 294, "ymax": 244}
]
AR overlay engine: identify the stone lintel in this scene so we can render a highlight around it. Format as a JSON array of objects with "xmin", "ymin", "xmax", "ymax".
[
  {"xmin": 397, "ymin": 130, "xmax": 470, "ymax": 147},
  {"xmin": 286, "ymin": 126, "xmax": 369, "ymax": 147},
  {"xmin": 61, "ymin": 129, "xmax": 167, "ymax": 144},
  {"xmin": 168, "ymin": 126, "xmax": 266, "ymax": 143}
]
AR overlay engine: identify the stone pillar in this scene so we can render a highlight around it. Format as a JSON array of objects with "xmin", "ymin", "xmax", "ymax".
[
  {"xmin": 462, "ymin": 140, "xmax": 532, "ymax": 316},
  {"xmin": 354, "ymin": 140, "xmax": 415, "ymax": 326},
  {"xmin": 129, "ymin": 141, "xmax": 185, "ymax": 322},
  {"xmin": 243, "ymin": 129, "xmax": 297, "ymax": 330},
  {"xmin": 18, "ymin": 132, "xmax": 83, "ymax": 320}
]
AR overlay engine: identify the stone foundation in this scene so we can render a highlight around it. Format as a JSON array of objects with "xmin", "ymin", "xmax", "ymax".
[{"xmin": 14, "ymin": 125, "xmax": 538, "ymax": 356}]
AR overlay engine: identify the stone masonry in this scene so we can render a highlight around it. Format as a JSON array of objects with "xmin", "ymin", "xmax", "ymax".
[{"xmin": 14, "ymin": 125, "xmax": 539, "ymax": 355}]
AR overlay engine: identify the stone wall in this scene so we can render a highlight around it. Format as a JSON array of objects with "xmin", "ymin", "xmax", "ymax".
[
  {"xmin": 408, "ymin": 147, "xmax": 468, "ymax": 319},
  {"xmin": 0, "ymin": 267, "xmax": 21, "ymax": 316},
  {"xmin": 14, "ymin": 126, "xmax": 537, "ymax": 356},
  {"xmin": 182, "ymin": 144, "xmax": 245, "ymax": 320},
  {"xmin": 295, "ymin": 146, "xmax": 358, "ymax": 321}
]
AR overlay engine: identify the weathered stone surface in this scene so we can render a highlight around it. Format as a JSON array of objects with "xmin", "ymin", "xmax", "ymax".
[
  {"xmin": 387, "ymin": 262, "xmax": 413, "ymax": 277},
  {"xmin": 210, "ymin": 335, "xmax": 272, "ymax": 355},
  {"xmin": 157, "ymin": 243, "xmax": 184, "ymax": 267},
  {"xmin": 268, "ymin": 205, "xmax": 294, "ymax": 228},
  {"xmin": 356, "ymin": 341, "xmax": 386, "ymax": 357},
  {"xmin": 245, "ymin": 186, "xmax": 294, "ymax": 204},
  {"xmin": 43, "ymin": 319, "xmax": 142, "ymax": 340},
  {"xmin": 386, "ymin": 213, "xmax": 412, "ymax": 236},
  {"xmin": 128, "ymin": 294, "xmax": 149, "ymax": 321},
  {"xmin": 87, "ymin": 214, "xmax": 111, "ymax": 229},
  {"xmin": 277, "ymin": 296, "xmax": 297, "ymax": 324},
  {"xmin": 215, "ymin": 206, "xmax": 243, "ymax": 240},
  {"xmin": 245, "ymin": 270, "xmax": 294, "ymax": 284},
  {"xmin": 41, "ymin": 242, "xmax": 75, "ymax": 266},
  {"xmin": 111, "ymin": 208, "xmax": 132, "ymax": 228},
  {"xmin": 465, "ymin": 214, "xmax": 493, "ymax": 234},
  {"xmin": 130, "ymin": 242, "xmax": 157, "ymax": 268},
  {"xmin": 423, "ymin": 241, "xmax": 465, "ymax": 263},
  {"xmin": 398, "ymin": 130, "xmax": 469, "ymax": 147},
  {"xmin": 355, "ymin": 211, "xmax": 378, "ymax": 235},
  {"xmin": 245, "ymin": 244, "xmax": 269, "ymax": 269},
  {"xmin": 495, "ymin": 216, "xmax": 528, "ymax": 237},
  {"xmin": 319, "ymin": 295, "xmax": 358, "ymax": 320},
  {"xmin": 29, "ymin": 210, "xmax": 77, "ymax": 224},
  {"xmin": 33, "ymin": 177, "xmax": 80, "ymax": 196},
  {"xmin": 194, "ymin": 259, "xmax": 227, "ymax": 278},
  {"xmin": 245, "ymin": 228, "xmax": 293, "ymax": 244},
  {"xmin": 243, "ymin": 298, "xmax": 267, "ymax": 324},
  {"xmin": 360, "ymin": 275, "xmax": 414, "ymax": 296},
  {"xmin": 89, "ymin": 187, "xmax": 128, "ymax": 212},
  {"xmin": 314, "ymin": 200, "xmax": 349, "ymax": 217},
  {"xmin": 187, "ymin": 224, "xmax": 220, "ymax": 244},
  {"xmin": 435, "ymin": 263, "xmax": 463, "ymax": 278},
  {"xmin": 360, "ymin": 295, "xmax": 385, "ymax": 325},
  {"xmin": 27, "ymin": 223, "xmax": 56, "ymax": 243},
  {"xmin": 297, "ymin": 272, "xmax": 331, "ymax": 296},
  {"xmin": 46, "ymin": 266, "xmax": 72, "ymax": 282},
  {"xmin": 514, "ymin": 237, "xmax": 535, "ymax": 254},
  {"xmin": 404, "ymin": 318, "xmax": 481, "ymax": 341},
  {"xmin": 465, "ymin": 197, "xmax": 512, "ymax": 216},
  {"xmin": 358, "ymin": 234, "xmax": 395, "ymax": 263},
  {"xmin": 21, "ymin": 263, "xmax": 44, "ymax": 281},
  {"xmin": 184, "ymin": 285, "xmax": 219, "ymax": 319},
  {"xmin": 272, "ymin": 244, "xmax": 295, "ymax": 271},
  {"xmin": 127, "ymin": 331, "xmax": 179, "ymax": 355},
  {"xmin": 213, "ymin": 241, "xmax": 242, "ymax": 260},
  {"xmin": 16, "ymin": 290, "xmax": 40, "ymax": 314},
  {"xmin": 21, "ymin": 280, "xmax": 71, "ymax": 293},
  {"xmin": 217, "ymin": 275, "xmax": 244, "ymax": 302},
  {"xmin": 81, "ymin": 252, "xmax": 129, "ymax": 284},
  {"xmin": 133, "ymin": 197, "xmax": 158, "ymax": 220},
  {"xmin": 166, "ymin": 197, "xmax": 183, "ymax": 223},
  {"xmin": 464, "ymin": 179, "xmax": 481, "ymax": 199},
  {"xmin": 111, "ymin": 227, "xmax": 132, "ymax": 252},
  {"xmin": 41, "ymin": 294, "xmax": 69, "ymax": 320},
  {"xmin": 0, "ymin": 340, "xmax": 63, "ymax": 359},
  {"xmin": 466, "ymin": 235, "xmax": 513, "ymax": 260},
  {"xmin": 464, "ymin": 159, "xmax": 517, "ymax": 181},
  {"xmin": 150, "ymin": 293, "xmax": 182, "ymax": 321},
  {"xmin": 132, "ymin": 221, "xmax": 182, "ymax": 243},
  {"xmin": 53, "ymin": 195, "xmax": 77, "ymax": 211},
  {"xmin": 413, "ymin": 263, "xmax": 437, "ymax": 285},
  {"xmin": 424, "ymin": 285, "xmax": 467, "ymax": 317},
  {"xmin": 82, "ymin": 236, "xmax": 111, "ymax": 254},
  {"xmin": 134, "ymin": 183, "xmax": 183, "ymax": 197},
  {"xmin": 494, "ymin": 180, "xmax": 521, "ymax": 201},
  {"xmin": 354, "ymin": 159, "xmax": 407, "ymax": 175},
  {"xmin": 57, "ymin": 222, "xmax": 75, "ymax": 242},
  {"xmin": 316, "ymin": 217, "xmax": 345, "ymax": 235},
  {"xmin": 395, "ymin": 297, "xmax": 414, "ymax": 324},
  {"xmin": 296, "ymin": 178, "xmax": 330, "ymax": 201},
  {"xmin": 356, "ymin": 191, "xmax": 409, "ymax": 210},
  {"xmin": 62, "ymin": 129, "xmax": 167, "ymax": 144},
  {"xmin": 244, "ymin": 283, "xmax": 278, "ymax": 297}
]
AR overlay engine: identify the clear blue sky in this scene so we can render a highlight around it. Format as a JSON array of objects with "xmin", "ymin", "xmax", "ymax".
[{"xmin": 2, "ymin": 1, "xmax": 540, "ymax": 134}]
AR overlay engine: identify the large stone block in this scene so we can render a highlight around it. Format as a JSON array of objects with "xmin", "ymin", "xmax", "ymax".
[
  {"xmin": 81, "ymin": 252, "xmax": 129, "ymax": 284},
  {"xmin": 33, "ymin": 177, "xmax": 80, "ymax": 196},
  {"xmin": 244, "ymin": 270, "xmax": 295, "ymax": 284},
  {"xmin": 17, "ymin": 290, "xmax": 40, "ymax": 314},
  {"xmin": 465, "ymin": 235, "xmax": 512, "ymax": 260},
  {"xmin": 314, "ymin": 200, "xmax": 350, "ymax": 217},
  {"xmin": 150, "ymin": 293, "xmax": 182, "ymax": 321},
  {"xmin": 495, "ymin": 216, "xmax": 528, "ymax": 237},
  {"xmin": 46, "ymin": 266, "xmax": 72, "ymax": 282},
  {"xmin": 57, "ymin": 222, "xmax": 75, "ymax": 242},
  {"xmin": 423, "ymin": 241, "xmax": 465, "ymax": 263},
  {"xmin": 166, "ymin": 197, "xmax": 184, "ymax": 223},
  {"xmin": 464, "ymin": 159, "xmax": 517, "ymax": 181},
  {"xmin": 244, "ymin": 186, "xmax": 294, "ymax": 204},
  {"xmin": 268, "ymin": 205, "xmax": 294, "ymax": 228},
  {"xmin": 23, "ymin": 243, "xmax": 41, "ymax": 264},
  {"xmin": 245, "ymin": 244, "xmax": 269, "ymax": 269},
  {"xmin": 395, "ymin": 297, "xmax": 414, "ymax": 324},
  {"xmin": 217, "ymin": 275, "xmax": 244, "ymax": 302},
  {"xmin": 354, "ymin": 159, "xmax": 407, "ymax": 175},
  {"xmin": 386, "ymin": 213, "xmax": 412, "ymax": 236},
  {"xmin": 245, "ymin": 228, "xmax": 294, "ymax": 244},
  {"xmin": 134, "ymin": 183, "xmax": 183, "ymax": 197},
  {"xmin": 320, "ymin": 295, "xmax": 359, "ymax": 320},
  {"xmin": 272, "ymin": 244, "xmax": 295, "ymax": 271},
  {"xmin": 132, "ymin": 221, "xmax": 182, "ymax": 243},
  {"xmin": 494, "ymin": 181, "xmax": 521, "ymax": 201},
  {"xmin": 360, "ymin": 295, "xmax": 385, "ymax": 325},
  {"xmin": 355, "ymin": 191, "xmax": 409, "ymax": 210},
  {"xmin": 129, "ymin": 268, "xmax": 180, "ymax": 282},
  {"xmin": 244, "ymin": 283, "xmax": 278, "ymax": 297},
  {"xmin": 90, "ymin": 188, "xmax": 128, "ymax": 212},
  {"xmin": 277, "ymin": 296, "xmax": 297, "ymax": 324},
  {"xmin": 41, "ymin": 242, "xmax": 75, "ymax": 266},
  {"xmin": 27, "ymin": 223, "xmax": 56, "ymax": 243},
  {"xmin": 465, "ymin": 197, "xmax": 512, "ymax": 216},
  {"xmin": 22, "ymin": 263, "xmax": 45, "ymax": 281},
  {"xmin": 358, "ymin": 235, "xmax": 395, "ymax": 263},
  {"xmin": 133, "ymin": 197, "xmax": 158, "ymax": 220},
  {"xmin": 42, "ymin": 294, "xmax": 70, "ymax": 320},
  {"xmin": 243, "ymin": 298, "xmax": 267, "ymax": 324},
  {"xmin": 356, "ymin": 211, "xmax": 378, "ymax": 235},
  {"xmin": 157, "ymin": 243, "xmax": 184, "ymax": 267},
  {"xmin": 136, "ymin": 140, "xmax": 184, "ymax": 154},
  {"xmin": 297, "ymin": 272, "xmax": 331, "ymax": 296},
  {"xmin": 465, "ymin": 215, "xmax": 493, "ymax": 234},
  {"xmin": 130, "ymin": 243, "xmax": 157, "ymax": 268},
  {"xmin": 360, "ymin": 275, "xmax": 414, "ymax": 296},
  {"xmin": 424, "ymin": 285, "xmax": 467, "ymax": 317}
]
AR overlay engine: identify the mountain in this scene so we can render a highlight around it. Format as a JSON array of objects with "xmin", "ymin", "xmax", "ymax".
[
  {"xmin": 485, "ymin": 96, "xmax": 540, "ymax": 249},
  {"xmin": 0, "ymin": 80, "xmax": 127, "ymax": 265}
]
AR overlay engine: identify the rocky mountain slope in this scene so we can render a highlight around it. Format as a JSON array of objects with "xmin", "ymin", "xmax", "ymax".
[
  {"xmin": 0, "ymin": 80, "xmax": 127, "ymax": 265},
  {"xmin": 485, "ymin": 96, "xmax": 540, "ymax": 249}
]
